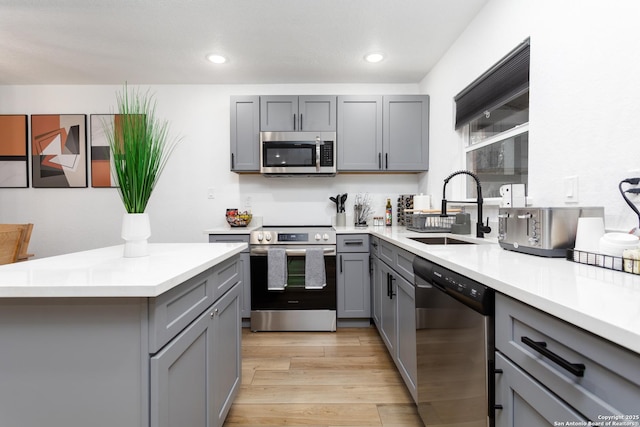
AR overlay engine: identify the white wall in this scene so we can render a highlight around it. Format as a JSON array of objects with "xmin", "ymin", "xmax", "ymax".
[
  {"xmin": 0, "ymin": 83, "xmax": 421, "ymax": 257},
  {"xmin": 5, "ymin": 0, "xmax": 640, "ymax": 258},
  {"xmin": 420, "ymin": 0, "xmax": 640, "ymax": 232}
]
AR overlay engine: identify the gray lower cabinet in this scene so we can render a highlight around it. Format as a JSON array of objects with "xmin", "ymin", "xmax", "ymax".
[
  {"xmin": 260, "ymin": 95, "xmax": 336, "ymax": 131},
  {"xmin": 230, "ymin": 95, "xmax": 260, "ymax": 172},
  {"xmin": 371, "ymin": 237, "xmax": 417, "ymax": 401},
  {"xmin": 337, "ymin": 234, "xmax": 370, "ymax": 320},
  {"xmin": 495, "ymin": 293, "xmax": 640, "ymax": 426},
  {"xmin": 495, "ymin": 352, "xmax": 587, "ymax": 427},
  {"xmin": 209, "ymin": 234, "xmax": 251, "ymax": 318},
  {"xmin": 0, "ymin": 257, "xmax": 242, "ymax": 427},
  {"xmin": 337, "ymin": 95, "xmax": 429, "ymax": 172}
]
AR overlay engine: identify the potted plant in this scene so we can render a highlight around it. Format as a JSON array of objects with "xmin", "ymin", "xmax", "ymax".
[{"xmin": 105, "ymin": 84, "xmax": 181, "ymax": 257}]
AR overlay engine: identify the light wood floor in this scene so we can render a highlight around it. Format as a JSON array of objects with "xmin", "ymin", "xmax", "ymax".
[{"xmin": 223, "ymin": 326, "xmax": 423, "ymax": 427}]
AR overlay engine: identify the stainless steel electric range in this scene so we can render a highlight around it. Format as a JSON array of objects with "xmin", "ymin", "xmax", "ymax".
[{"xmin": 249, "ymin": 225, "xmax": 337, "ymax": 332}]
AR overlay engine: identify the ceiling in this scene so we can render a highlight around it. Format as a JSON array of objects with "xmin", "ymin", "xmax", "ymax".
[{"xmin": 0, "ymin": 0, "xmax": 488, "ymax": 85}]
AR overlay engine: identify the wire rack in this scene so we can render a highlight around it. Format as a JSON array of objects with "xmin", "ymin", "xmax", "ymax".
[
  {"xmin": 566, "ymin": 248, "xmax": 640, "ymax": 275},
  {"xmin": 405, "ymin": 213, "xmax": 456, "ymax": 233}
]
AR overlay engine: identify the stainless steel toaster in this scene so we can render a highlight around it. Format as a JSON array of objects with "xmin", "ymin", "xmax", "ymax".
[{"xmin": 497, "ymin": 206, "xmax": 604, "ymax": 257}]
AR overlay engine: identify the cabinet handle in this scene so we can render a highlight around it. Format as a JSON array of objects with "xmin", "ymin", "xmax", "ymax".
[
  {"xmin": 385, "ymin": 153, "xmax": 388, "ymax": 169},
  {"xmin": 378, "ymin": 153, "xmax": 382, "ymax": 169},
  {"xmin": 521, "ymin": 336, "xmax": 586, "ymax": 377},
  {"xmin": 231, "ymin": 153, "xmax": 235, "ymax": 169},
  {"xmin": 210, "ymin": 308, "xmax": 219, "ymax": 318},
  {"xmin": 386, "ymin": 273, "xmax": 390, "ymax": 297},
  {"xmin": 293, "ymin": 114, "xmax": 296, "ymax": 130},
  {"xmin": 300, "ymin": 113, "xmax": 303, "ymax": 130},
  {"xmin": 389, "ymin": 274, "xmax": 396, "ymax": 299},
  {"xmin": 340, "ymin": 255, "xmax": 343, "ymax": 273}
]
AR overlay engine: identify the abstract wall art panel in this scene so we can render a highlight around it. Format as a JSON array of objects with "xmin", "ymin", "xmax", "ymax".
[
  {"xmin": 0, "ymin": 115, "xmax": 29, "ymax": 188},
  {"xmin": 90, "ymin": 114, "xmax": 116, "ymax": 187},
  {"xmin": 31, "ymin": 114, "xmax": 87, "ymax": 188}
]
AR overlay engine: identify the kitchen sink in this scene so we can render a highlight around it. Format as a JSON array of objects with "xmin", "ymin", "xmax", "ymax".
[{"xmin": 409, "ymin": 236, "xmax": 476, "ymax": 245}]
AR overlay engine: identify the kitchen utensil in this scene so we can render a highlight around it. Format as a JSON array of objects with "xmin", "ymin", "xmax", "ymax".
[
  {"xmin": 329, "ymin": 194, "xmax": 340, "ymax": 213},
  {"xmin": 339, "ymin": 193, "xmax": 347, "ymax": 213}
]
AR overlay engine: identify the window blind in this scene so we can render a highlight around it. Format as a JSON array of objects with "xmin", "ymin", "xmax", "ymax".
[{"xmin": 454, "ymin": 38, "xmax": 530, "ymax": 129}]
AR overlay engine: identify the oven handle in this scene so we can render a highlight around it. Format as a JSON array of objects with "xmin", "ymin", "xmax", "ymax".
[{"xmin": 250, "ymin": 247, "xmax": 336, "ymax": 256}]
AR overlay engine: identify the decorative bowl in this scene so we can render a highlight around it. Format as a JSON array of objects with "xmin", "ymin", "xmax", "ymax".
[{"xmin": 226, "ymin": 211, "xmax": 252, "ymax": 227}]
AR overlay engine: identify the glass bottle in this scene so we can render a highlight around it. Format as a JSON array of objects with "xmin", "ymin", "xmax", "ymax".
[{"xmin": 385, "ymin": 198, "xmax": 392, "ymax": 226}]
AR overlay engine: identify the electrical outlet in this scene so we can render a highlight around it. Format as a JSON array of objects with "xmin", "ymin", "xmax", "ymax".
[{"xmin": 207, "ymin": 187, "xmax": 215, "ymax": 199}]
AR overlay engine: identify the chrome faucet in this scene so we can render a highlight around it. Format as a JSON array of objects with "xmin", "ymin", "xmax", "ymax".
[{"xmin": 441, "ymin": 170, "xmax": 492, "ymax": 238}]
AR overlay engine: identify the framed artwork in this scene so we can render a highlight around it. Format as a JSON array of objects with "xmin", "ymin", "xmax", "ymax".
[
  {"xmin": 31, "ymin": 114, "xmax": 87, "ymax": 188},
  {"xmin": 90, "ymin": 114, "xmax": 116, "ymax": 187},
  {"xmin": 0, "ymin": 115, "xmax": 29, "ymax": 188}
]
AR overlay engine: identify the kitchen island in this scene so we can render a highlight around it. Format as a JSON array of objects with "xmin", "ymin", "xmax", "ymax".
[{"xmin": 0, "ymin": 243, "xmax": 246, "ymax": 427}]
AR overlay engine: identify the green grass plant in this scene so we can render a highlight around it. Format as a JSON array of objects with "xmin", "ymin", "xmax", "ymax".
[{"xmin": 106, "ymin": 85, "xmax": 181, "ymax": 213}]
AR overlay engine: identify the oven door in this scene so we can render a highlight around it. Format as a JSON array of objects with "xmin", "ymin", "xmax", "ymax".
[{"xmin": 250, "ymin": 246, "xmax": 337, "ymax": 311}]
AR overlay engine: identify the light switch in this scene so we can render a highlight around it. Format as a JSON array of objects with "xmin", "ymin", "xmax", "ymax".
[
  {"xmin": 564, "ymin": 176, "xmax": 578, "ymax": 203},
  {"xmin": 207, "ymin": 187, "xmax": 215, "ymax": 199}
]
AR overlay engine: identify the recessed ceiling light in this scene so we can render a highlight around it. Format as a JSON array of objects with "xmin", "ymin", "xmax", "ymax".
[
  {"xmin": 206, "ymin": 54, "xmax": 227, "ymax": 64},
  {"xmin": 364, "ymin": 52, "xmax": 385, "ymax": 63}
]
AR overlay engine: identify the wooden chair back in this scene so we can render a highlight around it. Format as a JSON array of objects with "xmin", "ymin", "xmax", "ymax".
[
  {"xmin": 0, "ymin": 224, "xmax": 34, "ymax": 261},
  {"xmin": 0, "ymin": 229, "xmax": 22, "ymax": 265}
]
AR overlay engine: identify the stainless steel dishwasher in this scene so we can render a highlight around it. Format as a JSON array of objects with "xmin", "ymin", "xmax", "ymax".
[{"xmin": 412, "ymin": 256, "xmax": 495, "ymax": 427}]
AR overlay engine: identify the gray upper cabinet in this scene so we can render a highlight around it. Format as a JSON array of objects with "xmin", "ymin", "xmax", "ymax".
[
  {"xmin": 260, "ymin": 95, "xmax": 336, "ymax": 131},
  {"xmin": 337, "ymin": 95, "xmax": 383, "ymax": 170},
  {"xmin": 383, "ymin": 95, "xmax": 429, "ymax": 171},
  {"xmin": 337, "ymin": 95, "xmax": 429, "ymax": 172},
  {"xmin": 230, "ymin": 96, "xmax": 260, "ymax": 172}
]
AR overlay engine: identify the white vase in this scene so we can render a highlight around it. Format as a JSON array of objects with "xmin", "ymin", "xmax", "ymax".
[{"xmin": 121, "ymin": 213, "xmax": 151, "ymax": 258}]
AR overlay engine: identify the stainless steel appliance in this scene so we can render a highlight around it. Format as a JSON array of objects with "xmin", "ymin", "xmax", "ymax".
[
  {"xmin": 250, "ymin": 226, "xmax": 337, "ymax": 331},
  {"xmin": 260, "ymin": 131, "xmax": 336, "ymax": 176},
  {"xmin": 497, "ymin": 206, "xmax": 604, "ymax": 257},
  {"xmin": 412, "ymin": 256, "xmax": 495, "ymax": 427}
]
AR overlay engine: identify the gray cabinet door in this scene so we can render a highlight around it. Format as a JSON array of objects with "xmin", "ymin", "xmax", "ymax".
[
  {"xmin": 495, "ymin": 352, "xmax": 588, "ymax": 427},
  {"xmin": 211, "ymin": 282, "xmax": 242, "ymax": 427},
  {"xmin": 260, "ymin": 95, "xmax": 298, "ymax": 131},
  {"xmin": 383, "ymin": 95, "xmax": 429, "ymax": 171},
  {"xmin": 151, "ymin": 306, "xmax": 211, "ymax": 427},
  {"xmin": 370, "ymin": 254, "xmax": 381, "ymax": 327},
  {"xmin": 230, "ymin": 96, "xmax": 260, "ymax": 171},
  {"xmin": 396, "ymin": 273, "xmax": 417, "ymax": 402},
  {"xmin": 337, "ymin": 95, "xmax": 383, "ymax": 171},
  {"xmin": 261, "ymin": 95, "xmax": 336, "ymax": 131},
  {"xmin": 208, "ymin": 235, "xmax": 251, "ymax": 318},
  {"xmin": 337, "ymin": 252, "xmax": 371, "ymax": 318},
  {"xmin": 378, "ymin": 261, "xmax": 397, "ymax": 354}
]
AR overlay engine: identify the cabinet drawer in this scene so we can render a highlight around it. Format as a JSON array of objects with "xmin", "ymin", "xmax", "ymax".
[
  {"xmin": 337, "ymin": 234, "xmax": 370, "ymax": 252},
  {"xmin": 209, "ymin": 234, "xmax": 250, "ymax": 253},
  {"xmin": 378, "ymin": 239, "xmax": 414, "ymax": 283},
  {"xmin": 496, "ymin": 293, "xmax": 640, "ymax": 420},
  {"xmin": 149, "ymin": 256, "xmax": 240, "ymax": 353}
]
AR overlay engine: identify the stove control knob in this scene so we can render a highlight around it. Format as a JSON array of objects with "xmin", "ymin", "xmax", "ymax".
[
  {"xmin": 322, "ymin": 233, "xmax": 330, "ymax": 241},
  {"xmin": 255, "ymin": 232, "xmax": 264, "ymax": 242},
  {"xmin": 314, "ymin": 233, "xmax": 322, "ymax": 241},
  {"xmin": 264, "ymin": 232, "xmax": 272, "ymax": 242}
]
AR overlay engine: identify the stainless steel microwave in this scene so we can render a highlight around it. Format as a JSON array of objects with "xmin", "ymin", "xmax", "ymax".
[{"xmin": 260, "ymin": 131, "xmax": 336, "ymax": 176}]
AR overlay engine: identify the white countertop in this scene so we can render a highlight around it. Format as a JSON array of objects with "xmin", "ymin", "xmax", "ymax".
[
  {"xmin": 206, "ymin": 224, "xmax": 640, "ymax": 354},
  {"xmin": 0, "ymin": 243, "xmax": 247, "ymax": 298},
  {"xmin": 365, "ymin": 226, "xmax": 640, "ymax": 354}
]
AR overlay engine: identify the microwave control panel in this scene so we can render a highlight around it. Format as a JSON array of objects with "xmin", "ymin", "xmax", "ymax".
[{"xmin": 320, "ymin": 141, "xmax": 334, "ymax": 166}]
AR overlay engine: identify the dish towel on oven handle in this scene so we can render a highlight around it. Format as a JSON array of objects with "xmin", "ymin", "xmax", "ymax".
[
  {"xmin": 305, "ymin": 247, "xmax": 326, "ymax": 289},
  {"xmin": 267, "ymin": 247, "xmax": 287, "ymax": 290}
]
